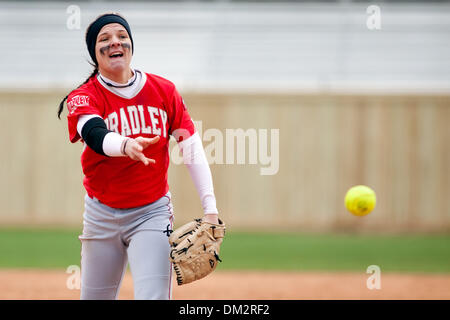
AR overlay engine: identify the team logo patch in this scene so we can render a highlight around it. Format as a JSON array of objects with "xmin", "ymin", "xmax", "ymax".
[{"xmin": 68, "ymin": 95, "xmax": 90, "ymax": 114}]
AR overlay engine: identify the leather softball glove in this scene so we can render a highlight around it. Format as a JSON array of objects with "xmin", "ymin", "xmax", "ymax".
[{"xmin": 169, "ymin": 218, "xmax": 226, "ymax": 285}]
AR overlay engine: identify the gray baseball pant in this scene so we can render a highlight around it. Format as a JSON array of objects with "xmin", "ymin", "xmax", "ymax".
[{"xmin": 79, "ymin": 192, "xmax": 174, "ymax": 300}]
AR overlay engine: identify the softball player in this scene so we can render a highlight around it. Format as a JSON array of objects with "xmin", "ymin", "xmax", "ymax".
[{"xmin": 57, "ymin": 13, "xmax": 219, "ymax": 300}]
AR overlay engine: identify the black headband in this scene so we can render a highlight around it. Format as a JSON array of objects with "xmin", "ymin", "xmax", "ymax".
[{"xmin": 85, "ymin": 14, "xmax": 134, "ymax": 65}]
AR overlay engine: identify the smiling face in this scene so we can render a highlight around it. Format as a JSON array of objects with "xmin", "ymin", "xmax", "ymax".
[{"xmin": 95, "ymin": 23, "xmax": 133, "ymax": 78}]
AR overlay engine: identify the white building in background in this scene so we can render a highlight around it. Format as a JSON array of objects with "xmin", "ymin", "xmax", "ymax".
[{"xmin": 0, "ymin": 0, "xmax": 449, "ymax": 93}]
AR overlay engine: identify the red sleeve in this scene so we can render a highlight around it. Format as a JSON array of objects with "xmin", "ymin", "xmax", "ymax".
[
  {"xmin": 168, "ymin": 87, "xmax": 196, "ymax": 142},
  {"xmin": 66, "ymin": 90, "xmax": 102, "ymax": 143}
]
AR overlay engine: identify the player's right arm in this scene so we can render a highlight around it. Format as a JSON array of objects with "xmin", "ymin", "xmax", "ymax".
[
  {"xmin": 66, "ymin": 92, "xmax": 158, "ymax": 165},
  {"xmin": 77, "ymin": 114, "xmax": 159, "ymax": 165},
  {"xmin": 77, "ymin": 115, "xmax": 159, "ymax": 165}
]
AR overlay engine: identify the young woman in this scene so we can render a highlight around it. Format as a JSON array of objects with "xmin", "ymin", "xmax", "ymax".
[{"xmin": 57, "ymin": 12, "xmax": 219, "ymax": 300}]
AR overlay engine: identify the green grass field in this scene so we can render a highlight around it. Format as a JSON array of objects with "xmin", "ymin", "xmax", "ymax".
[{"xmin": 0, "ymin": 228, "xmax": 449, "ymax": 273}]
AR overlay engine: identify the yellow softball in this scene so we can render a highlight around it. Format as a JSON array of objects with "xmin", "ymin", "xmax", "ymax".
[{"xmin": 345, "ymin": 185, "xmax": 376, "ymax": 216}]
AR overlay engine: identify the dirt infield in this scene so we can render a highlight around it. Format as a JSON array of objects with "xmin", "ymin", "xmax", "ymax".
[{"xmin": 0, "ymin": 269, "xmax": 449, "ymax": 300}]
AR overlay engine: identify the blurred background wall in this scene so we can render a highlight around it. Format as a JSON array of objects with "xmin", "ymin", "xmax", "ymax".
[{"xmin": 0, "ymin": 0, "xmax": 449, "ymax": 231}]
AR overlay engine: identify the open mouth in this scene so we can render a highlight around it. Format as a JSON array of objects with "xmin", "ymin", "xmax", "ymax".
[{"xmin": 109, "ymin": 52, "xmax": 124, "ymax": 58}]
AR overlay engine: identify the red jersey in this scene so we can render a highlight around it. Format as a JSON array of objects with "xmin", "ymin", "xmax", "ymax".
[{"xmin": 66, "ymin": 72, "xmax": 195, "ymax": 209}]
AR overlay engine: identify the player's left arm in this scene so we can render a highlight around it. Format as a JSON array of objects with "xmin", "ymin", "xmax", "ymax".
[
  {"xmin": 168, "ymin": 87, "xmax": 219, "ymax": 224},
  {"xmin": 178, "ymin": 132, "xmax": 219, "ymax": 224}
]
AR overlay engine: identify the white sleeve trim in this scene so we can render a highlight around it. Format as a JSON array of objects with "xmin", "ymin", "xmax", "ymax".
[
  {"xmin": 178, "ymin": 132, "xmax": 218, "ymax": 214},
  {"xmin": 77, "ymin": 114, "xmax": 102, "ymax": 137}
]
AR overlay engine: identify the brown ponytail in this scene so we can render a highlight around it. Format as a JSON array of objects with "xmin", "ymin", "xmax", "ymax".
[{"xmin": 57, "ymin": 67, "xmax": 98, "ymax": 119}]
